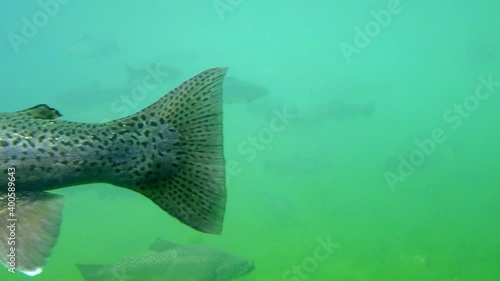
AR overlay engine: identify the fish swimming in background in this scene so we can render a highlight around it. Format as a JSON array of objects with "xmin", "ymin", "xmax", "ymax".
[
  {"xmin": 65, "ymin": 34, "xmax": 120, "ymax": 59},
  {"xmin": 0, "ymin": 67, "xmax": 228, "ymax": 276},
  {"xmin": 124, "ymin": 62, "xmax": 183, "ymax": 85},
  {"xmin": 223, "ymin": 77, "xmax": 269, "ymax": 104},
  {"xmin": 76, "ymin": 238, "xmax": 255, "ymax": 281}
]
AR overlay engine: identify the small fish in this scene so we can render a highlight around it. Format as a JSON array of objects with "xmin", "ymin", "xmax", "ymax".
[
  {"xmin": 76, "ymin": 238, "xmax": 255, "ymax": 281},
  {"xmin": 223, "ymin": 77, "xmax": 269, "ymax": 104},
  {"xmin": 124, "ymin": 62, "xmax": 183, "ymax": 86},
  {"xmin": 0, "ymin": 67, "xmax": 228, "ymax": 276},
  {"xmin": 66, "ymin": 34, "xmax": 120, "ymax": 58}
]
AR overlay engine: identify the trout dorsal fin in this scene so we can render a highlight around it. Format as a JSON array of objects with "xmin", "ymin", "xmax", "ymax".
[
  {"xmin": 148, "ymin": 238, "xmax": 180, "ymax": 252},
  {"xmin": 16, "ymin": 104, "xmax": 62, "ymax": 120}
]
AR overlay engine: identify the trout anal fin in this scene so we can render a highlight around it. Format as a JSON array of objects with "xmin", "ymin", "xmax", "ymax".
[{"xmin": 0, "ymin": 192, "xmax": 64, "ymax": 275}]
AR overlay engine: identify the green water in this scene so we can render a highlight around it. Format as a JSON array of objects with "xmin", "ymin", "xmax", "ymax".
[{"xmin": 1, "ymin": 0, "xmax": 499, "ymax": 280}]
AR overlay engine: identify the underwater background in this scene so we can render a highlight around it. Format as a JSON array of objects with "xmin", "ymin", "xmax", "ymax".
[{"xmin": 1, "ymin": 0, "xmax": 499, "ymax": 280}]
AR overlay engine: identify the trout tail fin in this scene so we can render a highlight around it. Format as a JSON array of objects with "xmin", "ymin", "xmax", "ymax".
[{"xmin": 114, "ymin": 67, "xmax": 228, "ymax": 234}]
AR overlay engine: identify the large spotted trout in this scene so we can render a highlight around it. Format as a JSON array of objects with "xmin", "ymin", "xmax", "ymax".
[{"xmin": 0, "ymin": 67, "xmax": 228, "ymax": 276}]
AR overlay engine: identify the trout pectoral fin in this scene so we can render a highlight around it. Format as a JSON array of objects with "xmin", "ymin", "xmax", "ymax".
[
  {"xmin": 16, "ymin": 104, "xmax": 62, "ymax": 120},
  {"xmin": 0, "ymin": 192, "xmax": 64, "ymax": 276}
]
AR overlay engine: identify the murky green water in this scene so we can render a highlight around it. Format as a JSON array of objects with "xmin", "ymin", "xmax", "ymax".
[{"xmin": 1, "ymin": 0, "xmax": 499, "ymax": 280}]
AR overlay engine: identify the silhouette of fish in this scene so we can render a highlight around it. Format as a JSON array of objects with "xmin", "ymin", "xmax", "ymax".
[
  {"xmin": 0, "ymin": 67, "xmax": 228, "ymax": 276},
  {"xmin": 66, "ymin": 34, "xmax": 120, "ymax": 59},
  {"xmin": 223, "ymin": 77, "xmax": 269, "ymax": 104},
  {"xmin": 124, "ymin": 62, "xmax": 183, "ymax": 85}
]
